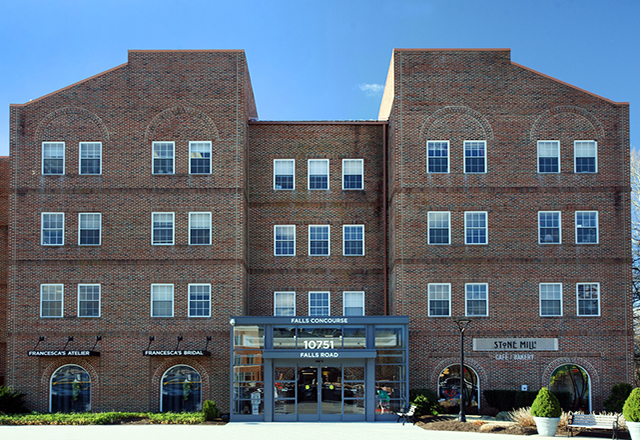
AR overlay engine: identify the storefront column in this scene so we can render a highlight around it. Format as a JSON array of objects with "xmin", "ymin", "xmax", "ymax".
[
  {"xmin": 366, "ymin": 358, "xmax": 376, "ymax": 421},
  {"xmin": 264, "ymin": 360, "xmax": 274, "ymax": 421}
]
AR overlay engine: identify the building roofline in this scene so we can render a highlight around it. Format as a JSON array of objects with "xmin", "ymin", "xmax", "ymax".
[
  {"xmin": 128, "ymin": 49, "xmax": 245, "ymax": 53},
  {"xmin": 511, "ymin": 61, "xmax": 629, "ymax": 106},
  {"xmin": 393, "ymin": 48, "xmax": 511, "ymax": 52},
  {"xmin": 10, "ymin": 63, "xmax": 128, "ymax": 107},
  {"xmin": 248, "ymin": 120, "xmax": 387, "ymax": 126}
]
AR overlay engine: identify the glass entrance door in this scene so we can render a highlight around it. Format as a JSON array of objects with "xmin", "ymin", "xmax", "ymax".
[{"xmin": 297, "ymin": 365, "xmax": 343, "ymax": 421}]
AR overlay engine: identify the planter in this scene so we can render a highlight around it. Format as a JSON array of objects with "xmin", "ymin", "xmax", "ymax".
[
  {"xmin": 533, "ymin": 416, "xmax": 560, "ymax": 437},
  {"xmin": 627, "ymin": 421, "xmax": 640, "ymax": 440}
]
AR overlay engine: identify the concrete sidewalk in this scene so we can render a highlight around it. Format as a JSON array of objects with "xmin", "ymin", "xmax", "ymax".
[{"xmin": 0, "ymin": 422, "xmax": 612, "ymax": 440}]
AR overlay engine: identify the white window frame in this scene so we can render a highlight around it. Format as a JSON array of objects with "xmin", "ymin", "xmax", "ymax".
[
  {"xmin": 308, "ymin": 225, "xmax": 330, "ymax": 256},
  {"xmin": 308, "ymin": 291, "xmax": 330, "ymax": 316},
  {"xmin": 189, "ymin": 141, "xmax": 212, "ymax": 175},
  {"xmin": 463, "ymin": 140, "xmax": 487, "ymax": 174},
  {"xmin": 576, "ymin": 283, "xmax": 601, "ymax": 317},
  {"xmin": 464, "ymin": 211, "xmax": 488, "ymax": 245},
  {"xmin": 151, "ymin": 284, "xmax": 174, "ymax": 317},
  {"xmin": 78, "ymin": 284, "xmax": 101, "ymax": 318},
  {"xmin": 274, "ymin": 291, "xmax": 296, "ymax": 316},
  {"xmin": 274, "ymin": 225, "xmax": 296, "ymax": 256},
  {"xmin": 308, "ymin": 159, "xmax": 329, "ymax": 190},
  {"xmin": 343, "ymin": 224, "xmax": 365, "ymax": 256},
  {"xmin": 79, "ymin": 142, "xmax": 102, "ymax": 175},
  {"xmin": 574, "ymin": 140, "xmax": 598, "ymax": 173},
  {"xmin": 343, "ymin": 291, "xmax": 365, "ymax": 316},
  {"xmin": 539, "ymin": 283, "xmax": 563, "ymax": 317},
  {"xmin": 78, "ymin": 213, "xmax": 101, "ymax": 246},
  {"xmin": 40, "ymin": 284, "xmax": 64, "ymax": 318},
  {"xmin": 42, "ymin": 142, "xmax": 65, "ymax": 175},
  {"xmin": 575, "ymin": 211, "xmax": 599, "ymax": 244},
  {"xmin": 274, "ymin": 159, "xmax": 295, "ymax": 190},
  {"xmin": 537, "ymin": 140, "xmax": 560, "ymax": 173},
  {"xmin": 428, "ymin": 211, "xmax": 451, "ymax": 245},
  {"xmin": 465, "ymin": 283, "xmax": 488, "ymax": 317},
  {"xmin": 152, "ymin": 141, "xmax": 175, "ymax": 175},
  {"xmin": 342, "ymin": 159, "xmax": 364, "ymax": 190},
  {"xmin": 538, "ymin": 211, "xmax": 562, "ymax": 244},
  {"xmin": 41, "ymin": 212, "xmax": 65, "ymax": 246},
  {"xmin": 188, "ymin": 283, "xmax": 211, "ymax": 318},
  {"xmin": 427, "ymin": 140, "xmax": 450, "ymax": 174},
  {"xmin": 428, "ymin": 283, "xmax": 451, "ymax": 317},
  {"xmin": 189, "ymin": 212, "xmax": 212, "ymax": 245},
  {"xmin": 152, "ymin": 212, "xmax": 175, "ymax": 246}
]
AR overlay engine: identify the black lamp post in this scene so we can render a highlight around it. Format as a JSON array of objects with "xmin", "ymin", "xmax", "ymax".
[{"xmin": 454, "ymin": 318, "xmax": 472, "ymax": 422}]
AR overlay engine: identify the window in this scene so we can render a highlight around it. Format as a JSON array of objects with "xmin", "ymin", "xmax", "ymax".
[
  {"xmin": 188, "ymin": 284, "xmax": 211, "ymax": 317},
  {"xmin": 189, "ymin": 212, "xmax": 211, "ymax": 245},
  {"xmin": 152, "ymin": 212, "xmax": 174, "ymax": 245},
  {"xmin": 428, "ymin": 212, "xmax": 450, "ymax": 245},
  {"xmin": 537, "ymin": 140, "xmax": 560, "ymax": 173},
  {"xmin": 464, "ymin": 141, "xmax": 486, "ymax": 173},
  {"xmin": 342, "ymin": 159, "xmax": 363, "ymax": 190},
  {"xmin": 343, "ymin": 225, "xmax": 364, "ymax": 256},
  {"xmin": 539, "ymin": 211, "xmax": 561, "ymax": 244},
  {"xmin": 78, "ymin": 284, "xmax": 100, "ymax": 317},
  {"xmin": 574, "ymin": 141, "xmax": 597, "ymax": 173},
  {"xmin": 79, "ymin": 142, "xmax": 101, "ymax": 175},
  {"xmin": 575, "ymin": 211, "xmax": 598, "ymax": 244},
  {"xmin": 189, "ymin": 141, "xmax": 211, "ymax": 174},
  {"xmin": 465, "ymin": 283, "xmax": 488, "ymax": 316},
  {"xmin": 152, "ymin": 142, "xmax": 174, "ymax": 174},
  {"xmin": 274, "ymin": 225, "xmax": 295, "ymax": 256},
  {"xmin": 41, "ymin": 284, "xmax": 63, "ymax": 318},
  {"xmin": 309, "ymin": 291, "xmax": 330, "ymax": 316},
  {"xmin": 577, "ymin": 283, "xmax": 600, "ymax": 316},
  {"xmin": 274, "ymin": 291, "xmax": 295, "ymax": 316},
  {"xmin": 343, "ymin": 291, "xmax": 365, "ymax": 316},
  {"xmin": 540, "ymin": 283, "xmax": 562, "ymax": 317},
  {"xmin": 41, "ymin": 213, "xmax": 64, "ymax": 246},
  {"xmin": 151, "ymin": 284, "xmax": 174, "ymax": 317},
  {"xmin": 274, "ymin": 159, "xmax": 295, "ymax": 190},
  {"xmin": 79, "ymin": 213, "xmax": 101, "ymax": 246},
  {"xmin": 308, "ymin": 159, "xmax": 329, "ymax": 190},
  {"xmin": 309, "ymin": 225, "xmax": 330, "ymax": 256},
  {"xmin": 427, "ymin": 141, "xmax": 449, "ymax": 173},
  {"xmin": 42, "ymin": 142, "xmax": 64, "ymax": 175},
  {"xmin": 428, "ymin": 284, "xmax": 450, "ymax": 317},
  {"xmin": 465, "ymin": 212, "xmax": 487, "ymax": 245}
]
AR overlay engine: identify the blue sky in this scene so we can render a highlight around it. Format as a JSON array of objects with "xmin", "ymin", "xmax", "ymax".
[{"xmin": 0, "ymin": 0, "xmax": 637, "ymax": 156}]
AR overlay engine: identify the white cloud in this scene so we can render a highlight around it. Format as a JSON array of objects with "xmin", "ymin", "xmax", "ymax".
[{"xmin": 359, "ymin": 83, "xmax": 384, "ymax": 96}]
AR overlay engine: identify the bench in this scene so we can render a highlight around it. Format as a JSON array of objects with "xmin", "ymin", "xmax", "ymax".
[
  {"xmin": 396, "ymin": 404, "xmax": 417, "ymax": 425},
  {"xmin": 567, "ymin": 413, "xmax": 619, "ymax": 439}
]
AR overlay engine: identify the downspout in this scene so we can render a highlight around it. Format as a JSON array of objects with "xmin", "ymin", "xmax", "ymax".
[{"xmin": 383, "ymin": 122, "xmax": 388, "ymax": 315}]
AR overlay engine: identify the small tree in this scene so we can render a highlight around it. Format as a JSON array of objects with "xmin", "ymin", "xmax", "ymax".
[
  {"xmin": 624, "ymin": 388, "xmax": 640, "ymax": 422},
  {"xmin": 604, "ymin": 383, "xmax": 633, "ymax": 413},
  {"xmin": 202, "ymin": 400, "xmax": 220, "ymax": 421},
  {"xmin": 530, "ymin": 387, "xmax": 561, "ymax": 418}
]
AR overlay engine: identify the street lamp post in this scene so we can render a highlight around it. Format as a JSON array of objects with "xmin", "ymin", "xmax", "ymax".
[{"xmin": 454, "ymin": 318, "xmax": 472, "ymax": 422}]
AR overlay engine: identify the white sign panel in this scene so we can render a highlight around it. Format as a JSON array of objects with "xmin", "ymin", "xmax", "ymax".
[{"xmin": 473, "ymin": 338, "xmax": 558, "ymax": 351}]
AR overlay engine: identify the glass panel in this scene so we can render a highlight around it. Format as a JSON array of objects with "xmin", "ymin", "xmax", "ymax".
[
  {"xmin": 375, "ymin": 365, "xmax": 405, "ymax": 382},
  {"xmin": 275, "ymin": 366, "xmax": 296, "ymax": 399},
  {"xmin": 273, "ymin": 327, "xmax": 297, "ymax": 349},
  {"xmin": 344, "ymin": 399, "xmax": 365, "ymax": 414},
  {"xmin": 233, "ymin": 325, "xmax": 264, "ymax": 349},
  {"xmin": 233, "ymin": 365, "xmax": 263, "ymax": 382},
  {"xmin": 375, "ymin": 326, "xmax": 405, "ymax": 349},
  {"xmin": 162, "ymin": 365, "xmax": 202, "ymax": 412},
  {"xmin": 233, "ymin": 382, "xmax": 264, "ymax": 400},
  {"xmin": 376, "ymin": 352, "xmax": 405, "ymax": 364},
  {"xmin": 549, "ymin": 364, "xmax": 590, "ymax": 412},
  {"xmin": 344, "ymin": 366, "xmax": 364, "ymax": 381},
  {"xmin": 298, "ymin": 367, "xmax": 318, "ymax": 414},
  {"xmin": 438, "ymin": 365, "xmax": 479, "ymax": 414},
  {"xmin": 298, "ymin": 327, "xmax": 342, "ymax": 350},
  {"xmin": 344, "ymin": 382, "xmax": 364, "ymax": 399},
  {"xmin": 275, "ymin": 399, "xmax": 296, "ymax": 414},
  {"xmin": 233, "ymin": 350, "xmax": 263, "ymax": 365},
  {"xmin": 51, "ymin": 365, "xmax": 91, "ymax": 413},
  {"xmin": 234, "ymin": 399, "xmax": 264, "ymax": 415},
  {"xmin": 343, "ymin": 326, "xmax": 366, "ymax": 349},
  {"xmin": 321, "ymin": 366, "xmax": 342, "ymax": 415}
]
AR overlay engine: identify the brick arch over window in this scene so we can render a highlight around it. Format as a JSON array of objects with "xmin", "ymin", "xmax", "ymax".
[
  {"xmin": 40, "ymin": 359, "xmax": 100, "ymax": 412},
  {"xmin": 420, "ymin": 106, "xmax": 495, "ymax": 141},
  {"xmin": 431, "ymin": 357, "xmax": 488, "ymax": 394},
  {"xmin": 541, "ymin": 357, "xmax": 599, "ymax": 406},
  {"xmin": 35, "ymin": 106, "xmax": 110, "ymax": 142},
  {"xmin": 530, "ymin": 106, "xmax": 605, "ymax": 142},
  {"xmin": 145, "ymin": 106, "xmax": 220, "ymax": 142},
  {"xmin": 150, "ymin": 358, "xmax": 210, "ymax": 412}
]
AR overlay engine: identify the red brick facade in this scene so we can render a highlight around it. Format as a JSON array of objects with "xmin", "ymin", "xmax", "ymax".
[{"xmin": 2, "ymin": 49, "xmax": 632, "ymax": 413}]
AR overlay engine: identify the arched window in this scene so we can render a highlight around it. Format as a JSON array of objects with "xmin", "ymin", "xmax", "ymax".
[
  {"xmin": 438, "ymin": 365, "xmax": 479, "ymax": 413},
  {"xmin": 549, "ymin": 364, "xmax": 590, "ymax": 412},
  {"xmin": 161, "ymin": 365, "xmax": 202, "ymax": 412},
  {"xmin": 50, "ymin": 365, "xmax": 91, "ymax": 413}
]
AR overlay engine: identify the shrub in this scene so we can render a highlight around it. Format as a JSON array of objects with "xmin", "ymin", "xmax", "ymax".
[
  {"xmin": 603, "ymin": 383, "xmax": 632, "ymax": 413},
  {"xmin": 530, "ymin": 387, "xmax": 562, "ymax": 418},
  {"xmin": 409, "ymin": 388, "xmax": 441, "ymax": 416},
  {"xmin": 0, "ymin": 386, "xmax": 29, "ymax": 414},
  {"xmin": 202, "ymin": 400, "xmax": 220, "ymax": 421},
  {"xmin": 623, "ymin": 388, "xmax": 640, "ymax": 422}
]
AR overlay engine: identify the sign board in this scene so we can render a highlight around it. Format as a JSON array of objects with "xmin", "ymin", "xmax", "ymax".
[
  {"xmin": 28, "ymin": 350, "xmax": 100, "ymax": 357},
  {"xmin": 142, "ymin": 350, "xmax": 210, "ymax": 356},
  {"xmin": 473, "ymin": 338, "xmax": 558, "ymax": 351}
]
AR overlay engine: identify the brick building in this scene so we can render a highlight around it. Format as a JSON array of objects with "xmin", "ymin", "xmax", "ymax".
[{"xmin": 2, "ymin": 48, "xmax": 632, "ymax": 420}]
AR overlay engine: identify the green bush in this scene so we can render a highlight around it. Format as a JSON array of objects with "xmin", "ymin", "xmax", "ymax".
[
  {"xmin": 530, "ymin": 387, "xmax": 561, "ymax": 418},
  {"xmin": 623, "ymin": 388, "xmax": 640, "ymax": 422},
  {"xmin": 0, "ymin": 386, "xmax": 29, "ymax": 414},
  {"xmin": 202, "ymin": 400, "xmax": 220, "ymax": 421},
  {"xmin": 604, "ymin": 383, "xmax": 632, "ymax": 413},
  {"xmin": 409, "ymin": 388, "xmax": 441, "ymax": 416}
]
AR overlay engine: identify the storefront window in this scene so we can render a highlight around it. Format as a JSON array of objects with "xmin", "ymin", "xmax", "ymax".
[
  {"xmin": 50, "ymin": 365, "xmax": 91, "ymax": 413},
  {"xmin": 549, "ymin": 364, "xmax": 590, "ymax": 412},
  {"xmin": 234, "ymin": 325, "xmax": 264, "ymax": 349},
  {"xmin": 161, "ymin": 365, "xmax": 202, "ymax": 412},
  {"xmin": 298, "ymin": 327, "xmax": 342, "ymax": 349},
  {"xmin": 375, "ymin": 326, "xmax": 405, "ymax": 349},
  {"xmin": 343, "ymin": 326, "xmax": 366, "ymax": 349},
  {"xmin": 438, "ymin": 365, "xmax": 479, "ymax": 414}
]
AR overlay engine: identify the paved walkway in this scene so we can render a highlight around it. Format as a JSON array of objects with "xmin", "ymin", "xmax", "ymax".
[{"xmin": 0, "ymin": 422, "xmax": 611, "ymax": 440}]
